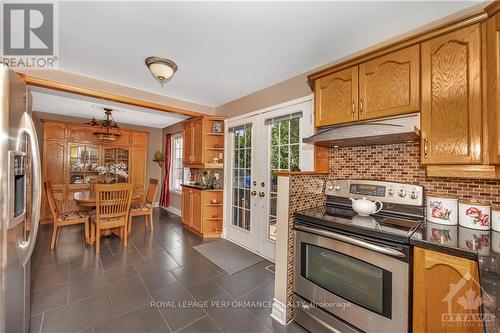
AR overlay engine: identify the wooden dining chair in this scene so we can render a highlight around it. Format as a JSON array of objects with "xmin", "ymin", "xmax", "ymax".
[
  {"xmin": 128, "ymin": 179, "xmax": 159, "ymax": 234},
  {"xmin": 44, "ymin": 181, "xmax": 90, "ymax": 250},
  {"xmin": 90, "ymin": 183, "xmax": 133, "ymax": 254}
]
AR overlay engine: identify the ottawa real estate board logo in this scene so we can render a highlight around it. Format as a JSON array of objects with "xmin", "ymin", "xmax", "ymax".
[
  {"xmin": 441, "ymin": 272, "xmax": 495, "ymax": 329},
  {"xmin": 2, "ymin": 2, "xmax": 58, "ymax": 68}
]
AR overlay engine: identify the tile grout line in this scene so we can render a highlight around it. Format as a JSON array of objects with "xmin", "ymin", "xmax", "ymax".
[{"xmin": 131, "ymin": 265, "xmax": 174, "ymax": 333}]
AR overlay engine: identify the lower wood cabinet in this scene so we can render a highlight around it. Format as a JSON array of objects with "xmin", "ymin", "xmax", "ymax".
[
  {"xmin": 413, "ymin": 247, "xmax": 482, "ymax": 333},
  {"xmin": 181, "ymin": 187, "xmax": 222, "ymax": 238}
]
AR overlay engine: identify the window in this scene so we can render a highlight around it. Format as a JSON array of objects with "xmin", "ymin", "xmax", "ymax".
[
  {"xmin": 170, "ymin": 133, "xmax": 183, "ymax": 193},
  {"xmin": 268, "ymin": 117, "xmax": 300, "ymax": 240}
]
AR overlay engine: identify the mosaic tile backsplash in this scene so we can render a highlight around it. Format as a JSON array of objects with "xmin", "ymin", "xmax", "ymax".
[{"xmin": 329, "ymin": 142, "xmax": 500, "ymax": 206}]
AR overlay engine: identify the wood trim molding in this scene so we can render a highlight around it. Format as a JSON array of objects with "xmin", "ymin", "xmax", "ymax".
[
  {"xmin": 426, "ymin": 165, "xmax": 500, "ymax": 179},
  {"xmin": 20, "ymin": 73, "xmax": 203, "ymax": 118},
  {"xmin": 40, "ymin": 118, "xmax": 150, "ymax": 134},
  {"xmin": 307, "ymin": 7, "xmax": 489, "ymax": 88}
]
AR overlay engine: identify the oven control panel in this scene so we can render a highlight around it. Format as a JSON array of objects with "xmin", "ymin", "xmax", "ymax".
[{"xmin": 326, "ymin": 179, "xmax": 423, "ymax": 206}]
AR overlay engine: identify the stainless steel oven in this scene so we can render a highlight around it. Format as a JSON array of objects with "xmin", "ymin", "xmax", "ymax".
[{"xmin": 294, "ymin": 224, "xmax": 410, "ymax": 333}]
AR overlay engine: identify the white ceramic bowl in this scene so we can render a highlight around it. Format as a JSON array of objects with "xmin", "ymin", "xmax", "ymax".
[
  {"xmin": 459, "ymin": 200, "xmax": 491, "ymax": 230},
  {"xmin": 426, "ymin": 194, "xmax": 458, "ymax": 225}
]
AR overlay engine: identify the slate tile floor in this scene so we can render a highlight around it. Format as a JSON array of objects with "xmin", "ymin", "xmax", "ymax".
[{"xmin": 30, "ymin": 208, "xmax": 307, "ymax": 333}]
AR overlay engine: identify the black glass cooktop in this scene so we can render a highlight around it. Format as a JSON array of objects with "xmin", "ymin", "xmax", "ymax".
[{"xmin": 294, "ymin": 205, "xmax": 423, "ymax": 244}]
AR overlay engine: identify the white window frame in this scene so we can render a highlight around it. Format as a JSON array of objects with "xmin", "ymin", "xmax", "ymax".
[{"xmin": 170, "ymin": 132, "xmax": 184, "ymax": 194}]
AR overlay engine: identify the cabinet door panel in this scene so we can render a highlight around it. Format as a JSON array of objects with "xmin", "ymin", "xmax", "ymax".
[
  {"xmin": 488, "ymin": 14, "xmax": 500, "ymax": 164},
  {"xmin": 191, "ymin": 190, "xmax": 202, "ymax": 232},
  {"xmin": 44, "ymin": 122, "xmax": 67, "ymax": 140},
  {"xmin": 421, "ymin": 24, "xmax": 482, "ymax": 165},
  {"xmin": 132, "ymin": 132, "xmax": 148, "ymax": 147},
  {"xmin": 181, "ymin": 188, "xmax": 190, "ymax": 226},
  {"xmin": 183, "ymin": 124, "xmax": 193, "ymax": 164},
  {"xmin": 359, "ymin": 45, "xmax": 420, "ymax": 120},
  {"xmin": 413, "ymin": 247, "xmax": 482, "ymax": 333},
  {"xmin": 69, "ymin": 125, "xmax": 100, "ymax": 144},
  {"xmin": 315, "ymin": 67, "xmax": 358, "ymax": 126},
  {"xmin": 192, "ymin": 120, "xmax": 203, "ymax": 164},
  {"xmin": 130, "ymin": 147, "xmax": 147, "ymax": 196},
  {"xmin": 44, "ymin": 141, "xmax": 66, "ymax": 185}
]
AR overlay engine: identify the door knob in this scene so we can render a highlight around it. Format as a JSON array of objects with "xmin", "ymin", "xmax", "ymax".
[
  {"xmin": 259, "ymin": 192, "xmax": 265, "ymax": 198},
  {"xmin": 251, "ymin": 190, "xmax": 257, "ymax": 196}
]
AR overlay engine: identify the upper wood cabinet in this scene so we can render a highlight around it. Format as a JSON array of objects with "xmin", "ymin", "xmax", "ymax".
[
  {"xmin": 421, "ymin": 24, "xmax": 482, "ymax": 165},
  {"xmin": 44, "ymin": 122, "xmax": 66, "ymax": 140},
  {"xmin": 359, "ymin": 45, "xmax": 420, "ymax": 120},
  {"xmin": 487, "ymin": 13, "xmax": 500, "ymax": 164},
  {"xmin": 183, "ymin": 119, "xmax": 203, "ymax": 165},
  {"xmin": 314, "ymin": 45, "xmax": 420, "ymax": 127},
  {"xmin": 413, "ymin": 247, "xmax": 482, "ymax": 333},
  {"xmin": 315, "ymin": 67, "xmax": 358, "ymax": 126},
  {"xmin": 192, "ymin": 119, "xmax": 203, "ymax": 165},
  {"xmin": 183, "ymin": 116, "xmax": 225, "ymax": 168}
]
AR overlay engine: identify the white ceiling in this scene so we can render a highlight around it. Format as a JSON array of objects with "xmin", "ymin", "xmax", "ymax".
[
  {"xmin": 57, "ymin": 1, "xmax": 482, "ymax": 107},
  {"xmin": 31, "ymin": 87, "xmax": 188, "ymax": 128}
]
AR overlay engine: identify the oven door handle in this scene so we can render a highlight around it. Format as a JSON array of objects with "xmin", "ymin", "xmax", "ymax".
[{"xmin": 295, "ymin": 224, "xmax": 406, "ymax": 258}]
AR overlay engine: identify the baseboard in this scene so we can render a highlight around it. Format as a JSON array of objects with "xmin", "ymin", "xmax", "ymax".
[
  {"xmin": 161, "ymin": 205, "xmax": 181, "ymax": 216},
  {"xmin": 271, "ymin": 298, "xmax": 287, "ymax": 325}
]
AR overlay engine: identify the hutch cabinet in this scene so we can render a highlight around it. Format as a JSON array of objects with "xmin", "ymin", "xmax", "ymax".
[{"xmin": 41, "ymin": 120, "xmax": 148, "ymax": 221}]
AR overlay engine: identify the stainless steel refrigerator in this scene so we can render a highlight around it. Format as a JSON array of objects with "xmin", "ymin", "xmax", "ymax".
[{"xmin": 0, "ymin": 64, "xmax": 41, "ymax": 333}]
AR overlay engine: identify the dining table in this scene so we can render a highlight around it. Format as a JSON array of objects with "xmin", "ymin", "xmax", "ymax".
[
  {"xmin": 74, "ymin": 190, "xmax": 142, "ymax": 240},
  {"xmin": 73, "ymin": 191, "xmax": 141, "ymax": 207}
]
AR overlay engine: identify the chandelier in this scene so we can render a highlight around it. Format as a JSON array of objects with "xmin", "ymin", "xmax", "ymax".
[{"xmin": 88, "ymin": 107, "xmax": 121, "ymax": 142}]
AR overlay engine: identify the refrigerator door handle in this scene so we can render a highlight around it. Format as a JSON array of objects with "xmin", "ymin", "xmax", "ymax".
[{"xmin": 18, "ymin": 112, "xmax": 41, "ymax": 267}]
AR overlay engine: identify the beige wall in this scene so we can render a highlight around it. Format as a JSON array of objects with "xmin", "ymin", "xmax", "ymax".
[
  {"xmin": 160, "ymin": 122, "xmax": 184, "ymax": 214},
  {"xmin": 33, "ymin": 111, "xmax": 164, "ymax": 203},
  {"xmin": 215, "ymin": 73, "xmax": 312, "ymax": 118}
]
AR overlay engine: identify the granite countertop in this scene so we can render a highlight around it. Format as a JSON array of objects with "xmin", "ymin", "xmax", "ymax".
[
  {"xmin": 411, "ymin": 223, "xmax": 500, "ymax": 331},
  {"xmin": 181, "ymin": 183, "xmax": 222, "ymax": 191}
]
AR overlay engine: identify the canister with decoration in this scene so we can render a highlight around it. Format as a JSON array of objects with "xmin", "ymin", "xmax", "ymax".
[
  {"xmin": 459, "ymin": 199, "xmax": 491, "ymax": 230},
  {"xmin": 426, "ymin": 193, "xmax": 458, "ymax": 225}
]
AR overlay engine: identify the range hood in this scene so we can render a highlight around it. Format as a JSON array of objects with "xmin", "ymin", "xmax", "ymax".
[{"xmin": 303, "ymin": 113, "xmax": 420, "ymax": 147}]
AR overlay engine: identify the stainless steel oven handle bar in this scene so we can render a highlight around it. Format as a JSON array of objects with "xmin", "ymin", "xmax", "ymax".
[
  {"xmin": 298, "ymin": 302, "xmax": 343, "ymax": 333},
  {"xmin": 294, "ymin": 224, "xmax": 405, "ymax": 258}
]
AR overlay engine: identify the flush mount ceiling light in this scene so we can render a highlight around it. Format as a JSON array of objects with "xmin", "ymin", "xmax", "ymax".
[{"xmin": 145, "ymin": 56, "xmax": 178, "ymax": 87}]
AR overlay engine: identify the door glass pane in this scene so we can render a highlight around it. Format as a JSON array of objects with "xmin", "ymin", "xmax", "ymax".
[
  {"xmin": 268, "ymin": 118, "xmax": 300, "ymax": 240},
  {"xmin": 231, "ymin": 125, "xmax": 252, "ymax": 231},
  {"xmin": 302, "ymin": 243, "xmax": 390, "ymax": 317}
]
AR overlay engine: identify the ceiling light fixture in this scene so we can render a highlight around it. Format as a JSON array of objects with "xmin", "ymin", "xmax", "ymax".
[
  {"xmin": 145, "ymin": 56, "xmax": 178, "ymax": 87},
  {"xmin": 88, "ymin": 107, "xmax": 121, "ymax": 142}
]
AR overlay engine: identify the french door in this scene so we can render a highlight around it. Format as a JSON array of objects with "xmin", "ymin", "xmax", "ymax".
[{"xmin": 224, "ymin": 99, "xmax": 313, "ymax": 261}]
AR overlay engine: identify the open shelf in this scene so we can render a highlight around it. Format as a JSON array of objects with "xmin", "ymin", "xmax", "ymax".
[{"xmin": 205, "ymin": 132, "xmax": 224, "ymax": 136}]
